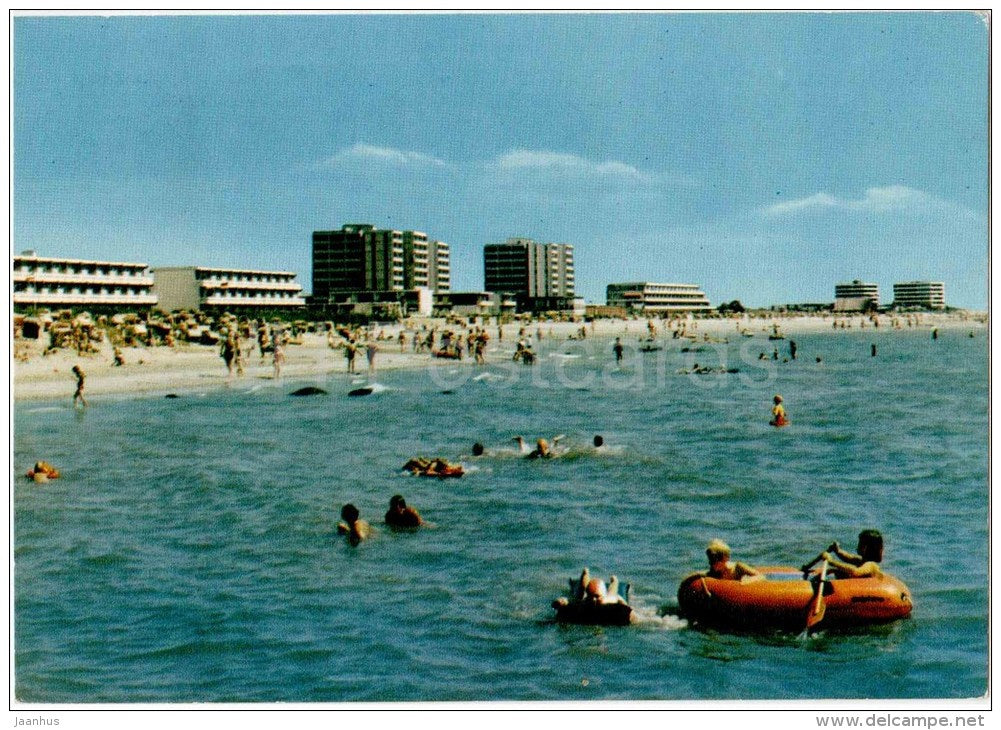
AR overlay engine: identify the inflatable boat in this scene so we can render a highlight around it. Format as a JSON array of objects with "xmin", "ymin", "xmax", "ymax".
[{"xmin": 677, "ymin": 566, "xmax": 912, "ymax": 631}]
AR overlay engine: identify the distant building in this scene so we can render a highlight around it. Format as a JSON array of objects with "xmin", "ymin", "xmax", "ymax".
[
  {"xmin": 892, "ymin": 281, "xmax": 945, "ymax": 310},
  {"xmin": 311, "ymin": 223, "xmax": 451, "ymax": 305},
  {"xmin": 606, "ymin": 282, "xmax": 712, "ymax": 314},
  {"xmin": 13, "ymin": 251, "xmax": 158, "ymax": 311},
  {"xmin": 833, "ymin": 280, "xmax": 880, "ymax": 311},
  {"xmin": 483, "ymin": 237, "xmax": 575, "ymax": 311},
  {"xmin": 152, "ymin": 266, "xmax": 305, "ymax": 312},
  {"xmin": 434, "ymin": 291, "xmax": 500, "ymax": 317}
]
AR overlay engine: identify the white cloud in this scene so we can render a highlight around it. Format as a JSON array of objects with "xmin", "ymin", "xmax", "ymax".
[
  {"xmin": 322, "ymin": 143, "xmax": 450, "ymax": 170},
  {"xmin": 491, "ymin": 149, "xmax": 652, "ymax": 183},
  {"xmin": 762, "ymin": 185, "xmax": 936, "ymax": 216}
]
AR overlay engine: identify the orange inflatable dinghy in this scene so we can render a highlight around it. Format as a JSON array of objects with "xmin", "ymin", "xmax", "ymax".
[{"xmin": 677, "ymin": 566, "xmax": 912, "ymax": 631}]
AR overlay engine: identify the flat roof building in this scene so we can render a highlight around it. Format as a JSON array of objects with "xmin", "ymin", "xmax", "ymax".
[
  {"xmin": 13, "ymin": 251, "xmax": 158, "ymax": 311},
  {"xmin": 483, "ymin": 237, "xmax": 574, "ymax": 312},
  {"xmin": 892, "ymin": 281, "xmax": 945, "ymax": 310},
  {"xmin": 833, "ymin": 280, "xmax": 880, "ymax": 312},
  {"xmin": 606, "ymin": 282, "xmax": 712, "ymax": 314},
  {"xmin": 152, "ymin": 266, "xmax": 305, "ymax": 312},
  {"xmin": 311, "ymin": 224, "xmax": 450, "ymax": 304}
]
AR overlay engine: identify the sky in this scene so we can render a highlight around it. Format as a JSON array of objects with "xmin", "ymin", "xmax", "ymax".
[{"xmin": 12, "ymin": 12, "xmax": 988, "ymax": 308}]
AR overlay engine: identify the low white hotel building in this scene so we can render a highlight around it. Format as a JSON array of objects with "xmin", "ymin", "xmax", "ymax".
[
  {"xmin": 606, "ymin": 282, "xmax": 712, "ymax": 314},
  {"xmin": 13, "ymin": 251, "xmax": 158, "ymax": 311},
  {"xmin": 153, "ymin": 266, "xmax": 306, "ymax": 312}
]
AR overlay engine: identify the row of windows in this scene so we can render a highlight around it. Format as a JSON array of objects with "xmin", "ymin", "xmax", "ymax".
[
  {"xmin": 16, "ymin": 284, "xmax": 152, "ymax": 296},
  {"xmin": 16, "ymin": 264, "xmax": 148, "ymax": 277}
]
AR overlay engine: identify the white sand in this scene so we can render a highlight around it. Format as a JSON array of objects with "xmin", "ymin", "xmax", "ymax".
[{"xmin": 13, "ymin": 312, "xmax": 985, "ymax": 402}]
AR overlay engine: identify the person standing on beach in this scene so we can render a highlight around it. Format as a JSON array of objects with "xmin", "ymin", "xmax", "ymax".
[
  {"xmin": 366, "ymin": 342, "xmax": 378, "ymax": 377},
  {"xmin": 345, "ymin": 340, "xmax": 358, "ymax": 374},
  {"xmin": 71, "ymin": 365, "xmax": 88, "ymax": 408},
  {"xmin": 272, "ymin": 340, "xmax": 286, "ymax": 379}
]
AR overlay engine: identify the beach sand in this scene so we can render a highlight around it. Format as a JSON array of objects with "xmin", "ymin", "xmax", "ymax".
[{"xmin": 13, "ymin": 312, "xmax": 985, "ymax": 402}]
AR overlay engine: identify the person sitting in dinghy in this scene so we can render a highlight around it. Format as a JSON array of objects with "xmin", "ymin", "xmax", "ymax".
[
  {"xmin": 705, "ymin": 539, "xmax": 763, "ymax": 582},
  {"xmin": 802, "ymin": 529, "xmax": 883, "ymax": 579}
]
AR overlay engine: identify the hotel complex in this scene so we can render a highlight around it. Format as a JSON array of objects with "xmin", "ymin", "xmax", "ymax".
[
  {"xmin": 605, "ymin": 282, "xmax": 712, "ymax": 314},
  {"xmin": 483, "ymin": 237, "xmax": 575, "ymax": 311},
  {"xmin": 13, "ymin": 251, "xmax": 158, "ymax": 311},
  {"xmin": 152, "ymin": 267, "xmax": 306, "ymax": 312},
  {"xmin": 833, "ymin": 280, "xmax": 881, "ymax": 312},
  {"xmin": 892, "ymin": 281, "xmax": 945, "ymax": 310},
  {"xmin": 311, "ymin": 224, "xmax": 451, "ymax": 303}
]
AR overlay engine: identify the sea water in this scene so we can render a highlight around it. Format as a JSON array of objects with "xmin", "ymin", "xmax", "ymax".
[{"xmin": 13, "ymin": 329, "xmax": 988, "ymax": 702}]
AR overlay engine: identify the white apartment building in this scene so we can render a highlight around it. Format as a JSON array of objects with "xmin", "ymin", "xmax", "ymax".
[
  {"xmin": 892, "ymin": 281, "xmax": 945, "ymax": 310},
  {"xmin": 153, "ymin": 266, "xmax": 306, "ymax": 312},
  {"xmin": 13, "ymin": 251, "xmax": 158, "ymax": 310},
  {"xmin": 606, "ymin": 282, "xmax": 712, "ymax": 313},
  {"xmin": 833, "ymin": 280, "xmax": 880, "ymax": 311}
]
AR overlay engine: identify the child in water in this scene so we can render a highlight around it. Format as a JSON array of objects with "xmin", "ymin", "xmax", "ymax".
[{"xmin": 770, "ymin": 395, "xmax": 789, "ymax": 427}]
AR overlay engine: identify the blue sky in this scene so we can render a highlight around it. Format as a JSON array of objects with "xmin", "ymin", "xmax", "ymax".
[{"xmin": 13, "ymin": 12, "xmax": 988, "ymax": 308}]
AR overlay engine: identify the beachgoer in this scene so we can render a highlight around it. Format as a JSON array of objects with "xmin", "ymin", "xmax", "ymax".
[
  {"xmin": 802, "ymin": 529, "xmax": 884, "ymax": 579},
  {"xmin": 272, "ymin": 341, "xmax": 286, "ymax": 379},
  {"xmin": 221, "ymin": 334, "xmax": 237, "ymax": 376},
  {"xmin": 337, "ymin": 503, "xmax": 372, "ymax": 545},
  {"xmin": 345, "ymin": 340, "xmax": 358, "ymax": 373},
  {"xmin": 528, "ymin": 438, "xmax": 551, "ymax": 459},
  {"xmin": 613, "ymin": 337, "xmax": 624, "ymax": 363},
  {"xmin": 71, "ymin": 365, "xmax": 88, "ymax": 408},
  {"xmin": 593, "ymin": 435, "xmax": 605, "ymax": 449},
  {"xmin": 789, "ymin": 340, "xmax": 797, "ymax": 360},
  {"xmin": 871, "ymin": 343, "xmax": 877, "ymax": 357},
  {"xmin": 932, "ymin": 328, "xmax": 939, "ymax": 340},
  {"xmin": 770, "ymin": 395, "xmax": 789, "ymax": 426},
  {"xmin": 384, "ymin": 494, "xmax": 423, "ymax": 528},
  {"xmin": 472, "ymin": 442, "xmax": 485, "ymax": 457},
  {"xmin": 705, "ymin": 539, "xmax": 761, "ymax": 582},
  {"xmin": 568, "ymin": 567, "xmax": 627, "ymax": 605},
  {"xmin": 366, "ymin": 342, "xmax": 378, "ymax": 376},
  {"xmin": 398, "ymin": 331, "xmax": 406, "ymax": 352}
]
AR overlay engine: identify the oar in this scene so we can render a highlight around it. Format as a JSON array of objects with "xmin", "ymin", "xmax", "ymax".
[{"xmin": 805, "ymin": 560, "xmax": 829, "ymax": 631}]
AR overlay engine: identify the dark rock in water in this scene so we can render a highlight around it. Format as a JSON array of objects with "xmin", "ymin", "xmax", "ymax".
[
  {"xmin": 348, "ymin": 387, "xmax": 374, "ymax": 397},
  {"xmin": 441, "ymin": 390, "xmax": 455, "ymax": 395},
  {"xmin": 290, "ymin": 386, "xmax": 328, "ymax": 397},
  {"xmin": 165, "ymin": 394, "xmax": 179, "ymax": 399}
]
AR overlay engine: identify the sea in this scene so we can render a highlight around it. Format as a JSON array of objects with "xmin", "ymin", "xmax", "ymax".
[{"xmin": 12, "ymin": 327, "xmax": 989, "ymax": 703}]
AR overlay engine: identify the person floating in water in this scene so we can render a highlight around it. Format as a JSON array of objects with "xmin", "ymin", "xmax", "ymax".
[
  {"xmin": 71, "ymin": 365, "xmax": 88, "ymax": 408},
  {"xmin": 802, "ymin": 529, "xmax": 884, "ymax": 579},
  {"xmin": 384, "ymin": 495, "xmax": 423, "ymax": 528},
  {"xmin": 337, "ymin": 503, "xmax": 372, "ymax": 545},
  {"xmin": 555, "ymin": 567, "xmax": 628, "ymax": 607},
  {"xmin": 704, "ymin": 539, "xmax": 762, "ymax": 582},
  {"xmin": 770, "ymin": 395, "xmax": 789, "ymax": 427}
]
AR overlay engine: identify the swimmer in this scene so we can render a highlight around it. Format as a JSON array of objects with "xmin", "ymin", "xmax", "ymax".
[
  {"xmin": 472, "ymin": 442, "xmax": 485, "ymax": 457},
  {"xmin": 526, "ymin": 435, "xmax": 565, "ymax": 459},
  {"xmin": 770, "ymin": 394, "xmax": 789, "ymax": 427},
  {"xmin": 337, "ymin": 503, "xmax": 372, "ymax": 545},
  {"xmin": 593, "ymin": 435, "xmax": 605, "ymax": 449},
  {"xmin": 384, "ymin": 495, "xmax": 423, "ymax": 529}
]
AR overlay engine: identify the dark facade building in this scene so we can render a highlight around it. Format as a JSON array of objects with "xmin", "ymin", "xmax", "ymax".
[{"xmin": 483, "ymin": 237, "xmax": 574, "ymax": 312}]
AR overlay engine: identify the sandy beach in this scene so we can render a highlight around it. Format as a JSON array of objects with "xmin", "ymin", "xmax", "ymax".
[{"xmin": 12, "ymin": 312, "xmax": 986, "ymax": 402}]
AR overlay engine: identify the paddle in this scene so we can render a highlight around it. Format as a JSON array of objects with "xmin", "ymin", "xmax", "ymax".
[{"xmin": 805, "ymin": 560, "xmax": 829, "ymax": 631}]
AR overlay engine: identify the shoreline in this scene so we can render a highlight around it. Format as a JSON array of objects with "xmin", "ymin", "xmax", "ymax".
[{"xmin": 12, "ymin": 312, "xmax": 986, "ymax": 403}]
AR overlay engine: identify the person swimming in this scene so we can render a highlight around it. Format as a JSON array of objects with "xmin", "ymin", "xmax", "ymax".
[
  {"xmin": 472, "ymin": 442, "xmax": 485, "ymax": 456},
  {"xmin": 593, "ymin": 435, "xmax": 605, "ymax": 449},
  {"xmin": 384, "ymin": 494, "xmax": 423, "ymax": 528},
  {"xmin": 337, "ymin": 503, "xmax": 372, "ymax": 545}
]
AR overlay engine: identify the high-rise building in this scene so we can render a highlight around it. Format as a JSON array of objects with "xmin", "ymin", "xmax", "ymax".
[
  {"xmin": 892, "ymin": 281, "xmax": 945, "ymax": 310},
  {"xmin": 606, "ymin": 282, "xmax": 712, "ymax": 313},
  {"xmin": 833, "ymin": 280, "xmax": 880, "ymax": 312},
  {"xmin": 483, "ymin": 237, "xmax": 575, "ymax": 300},
  {"xmin": 311, "ymin": 224, "xmax": 450, "ymax": 303}
]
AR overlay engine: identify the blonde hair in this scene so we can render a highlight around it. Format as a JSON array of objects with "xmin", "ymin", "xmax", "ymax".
[{"xmin": 706, "ymin": 539, "xmax": 731, "ymax": 561}]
